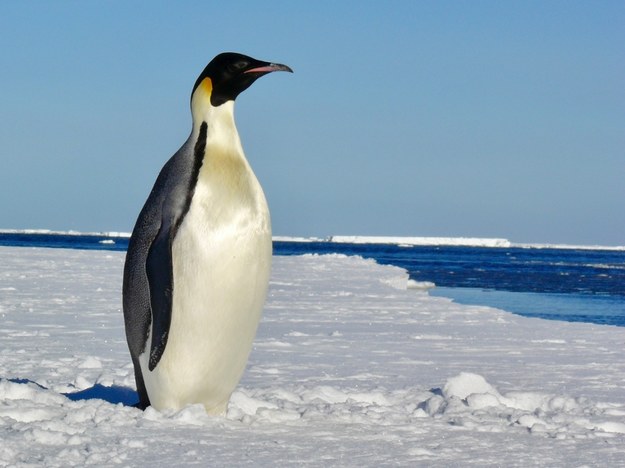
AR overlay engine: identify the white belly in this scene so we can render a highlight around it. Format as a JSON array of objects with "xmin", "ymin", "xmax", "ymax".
[{"xmin": 139, "ymin": 153, "xmax": 271, "ymax": 414}]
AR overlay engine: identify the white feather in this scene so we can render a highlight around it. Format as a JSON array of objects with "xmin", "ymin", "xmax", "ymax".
[{"xmin": 139, "ymin": 100, "xmax": 271, "ymax": 414}]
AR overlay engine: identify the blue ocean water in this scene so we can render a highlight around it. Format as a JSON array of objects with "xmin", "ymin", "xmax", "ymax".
[{"xmin": 1, "ymin": 232, "xmax": 624, "ymax": 327}]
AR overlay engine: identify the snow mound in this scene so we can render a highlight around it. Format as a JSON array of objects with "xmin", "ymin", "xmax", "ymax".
[
  {"xmin": 443, "ymin": 372, "xmax": 497, "ymax": 400},
  {"xmin": 420, "ymin": 373, "xmax": 625, "ymax": 437},
  {"xmin": 223, "ymin": 373, "xmax": 625, "ymax": 440},
  {"xmin": 3, "ymin": 372, "xmax": 621, "ymax": 466}
]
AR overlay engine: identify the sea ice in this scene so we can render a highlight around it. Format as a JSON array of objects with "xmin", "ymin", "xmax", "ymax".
[{"xmin": 0, "ymin": 246, "xmax": 624, "ymax": 466}]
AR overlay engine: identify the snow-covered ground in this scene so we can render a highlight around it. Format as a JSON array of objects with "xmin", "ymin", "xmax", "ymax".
[{"xmin": 1, "ymin": 246, "xmax": 624, "ymax": 466}]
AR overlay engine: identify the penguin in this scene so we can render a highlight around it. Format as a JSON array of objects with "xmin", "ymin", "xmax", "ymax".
[{"xmin": 122, "ymin": 53, "xmax": 292, "ymax": 414}]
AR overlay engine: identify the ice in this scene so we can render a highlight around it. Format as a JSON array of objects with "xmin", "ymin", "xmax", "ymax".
[
  {"xmin": 329, "ymin": 235, "xmax": 512, "ymax": 248},
  {"xmin": 275, "ymin": 234, "xmax": 625, "ymax": 250},
  {"xmin": 407, "ymin": 279, "xmax": 436, "ymax": 290},
  {"xmin": 3, "ymin": 230, "xmax": 624, "ymax": 250},
  {"xmin": 0, "ymin": 228, "xmax": 131, "ymax": 238},
  {"xmin": 1, "ymin": 246, "xmax": 624, "ymax": 466}
]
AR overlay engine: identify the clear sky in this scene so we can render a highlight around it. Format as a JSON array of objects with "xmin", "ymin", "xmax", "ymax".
[{"xmin": 1, "ymin": 1, "xmax": 623, "ymax": 245}]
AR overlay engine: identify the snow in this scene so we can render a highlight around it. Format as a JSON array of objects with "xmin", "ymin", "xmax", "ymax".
[{"xmin": 1, "ymin": 246, "xmax": 624, "ymax": 466}]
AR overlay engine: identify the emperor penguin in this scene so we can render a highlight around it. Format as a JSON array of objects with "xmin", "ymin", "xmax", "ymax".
[{"xmin": 122, "ymin": 53, "xmax": 292, "ymax": 414}]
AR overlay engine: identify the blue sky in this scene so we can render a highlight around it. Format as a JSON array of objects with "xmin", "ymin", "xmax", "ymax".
[{"xmin": 1, "ymin": 1, "xmax": 623, "ymax": 245}]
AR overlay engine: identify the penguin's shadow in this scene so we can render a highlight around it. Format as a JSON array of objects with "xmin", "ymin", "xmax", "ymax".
[
  {"xmin": 64, "ymin": 383, "xmax": 139, "ymax": 406},
  {"xmin": 7, "ymin": 378, "xmax": 139, "ymax": 407}
]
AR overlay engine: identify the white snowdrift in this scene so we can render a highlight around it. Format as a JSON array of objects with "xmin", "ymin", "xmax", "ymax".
[{"xmin": 1, "ymin": 247, "xmax": 624, "ymax": 466}]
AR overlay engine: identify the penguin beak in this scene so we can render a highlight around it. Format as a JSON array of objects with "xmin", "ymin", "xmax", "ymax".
[{"xmin": 244, "ymin": 62, "xmax": 293, "ymax": 74}]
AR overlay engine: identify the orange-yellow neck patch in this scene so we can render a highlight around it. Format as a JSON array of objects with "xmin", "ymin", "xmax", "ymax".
[{"xmin": 200, "ymin": 77, "xmax": 212, "ymax": 96}]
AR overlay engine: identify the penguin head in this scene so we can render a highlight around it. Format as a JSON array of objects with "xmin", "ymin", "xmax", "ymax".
[{"xmin": 192, "ymin": 53, "xmax": 293, "ymax": 108}]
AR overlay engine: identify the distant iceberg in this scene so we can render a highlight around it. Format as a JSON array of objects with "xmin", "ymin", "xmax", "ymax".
[
  {"xmin": 328, "ymin": 236, "xmax": 512, "ymax": 248},
  {"xmin": 2, "ymin": 229, "xmax": 623, "ymax": 251},
  {"xmin": 272, "ymin": 236, "xmax": 325, "ymax": 243},
  {"xmin": 0, "ymin": 229, "xmax": 131, "ymax": 238},
  {"xmin": 274, "ymin": 235, "xmax": 624, "ymax": 251}
]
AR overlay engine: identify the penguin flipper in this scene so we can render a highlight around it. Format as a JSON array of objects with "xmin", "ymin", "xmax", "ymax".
[
  {"xmin": 132, "ymin": 355, "xmax": 151, "ymax": 409},
  {"xmin": 145, "ymin": 224, "xmax": 174, "ymax": 371}
]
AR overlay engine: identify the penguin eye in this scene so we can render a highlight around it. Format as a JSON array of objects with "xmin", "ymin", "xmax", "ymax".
[{"xmin": 228, "ymin": 61, "xmax": 249, "ymax": 74}]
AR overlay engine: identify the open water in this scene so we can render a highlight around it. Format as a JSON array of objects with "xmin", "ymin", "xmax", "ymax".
[{"xmin": 1, "ymin": 232, "xmax": 623, "ymax": 327}]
